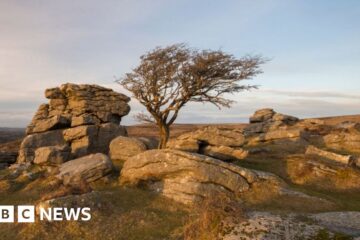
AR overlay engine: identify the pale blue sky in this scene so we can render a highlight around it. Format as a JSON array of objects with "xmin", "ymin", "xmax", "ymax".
[{"xmin": 0, "ymin": 0, "xmax": 359, "ymax": 127}]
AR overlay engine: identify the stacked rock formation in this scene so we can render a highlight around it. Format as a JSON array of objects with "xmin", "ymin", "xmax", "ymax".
[
  {"xmin": 243, "ymin": 108, "xmax": 310, "ymax": 153},
  {"xmin": 17, "ymin": 83, "xmax": 130, "ymax": 165}
]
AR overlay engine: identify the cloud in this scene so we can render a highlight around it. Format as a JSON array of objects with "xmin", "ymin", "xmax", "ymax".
[
  {"xmin": 0, "ymin": 1, "xmax": 359, "ymax": 127},
  {"xmin": 262, "ymin": 89, "xmax": 360, "ymax": 100}
]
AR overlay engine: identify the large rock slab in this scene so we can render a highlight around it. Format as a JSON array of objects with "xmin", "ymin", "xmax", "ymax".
[
  {"xmin": 120, "ymin": 149, "xmax": 283, "ymax": 204},
  {"xmin": 305, "ymin": 145, "xmax": 354, "ymax": 166},
  {"xmin": 176, "ymin": 126, "xmax": 246, "ymax": 147},
  {"xmin": 109, "ymin": 136, "xmax": 147, "ymax": 162},
  {"xmin": 257, "ymin": 129, "xmax": 306, "ymax": 142},
  {"xmin": 57, "ymin": 153, "xmax": 113, "ymax": 185}
]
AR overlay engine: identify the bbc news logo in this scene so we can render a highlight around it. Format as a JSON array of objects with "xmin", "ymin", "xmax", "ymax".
[{"xmin": 0, "ymin": 205, "xmax": 91, "ymax": 223}]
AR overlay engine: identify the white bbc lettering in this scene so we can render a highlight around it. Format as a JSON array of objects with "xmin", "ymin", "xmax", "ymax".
[
  {"xmin": 64, "ymin": 208, "xmax": 81, "ymax": 220},
  {"xmin": 81, "ymin": 208, "xmax": 91, "ymax": 221},
  {"xmin": 39, "ymin": 208, "xmax": 52, "ymax": 221},
  {"xmin": 53, "ymin": 207, "xmax": 63, "ymax": 221},
  {"xmin": 0, "ymin": 206, "xmax": 91, "ymax": 223}
]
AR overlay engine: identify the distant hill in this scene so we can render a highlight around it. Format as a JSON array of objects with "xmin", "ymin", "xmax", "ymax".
[
  {"xmin": 0, "ymin": 127, "xmax": 25, "ymax": 144},
  {"xmin": 318, "ymin": 114, "xmax": 360, "ymax": 125}
]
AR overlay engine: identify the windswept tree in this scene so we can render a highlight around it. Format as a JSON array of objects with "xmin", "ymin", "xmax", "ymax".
[{"xmin": 118, "ymin": 44, "xmax": 266, "ymax": 148}]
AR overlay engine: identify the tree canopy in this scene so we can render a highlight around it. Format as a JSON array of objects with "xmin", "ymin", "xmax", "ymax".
[{"xmin": 118, "ymin": 43, "xmax": 266, "ymax": 148}]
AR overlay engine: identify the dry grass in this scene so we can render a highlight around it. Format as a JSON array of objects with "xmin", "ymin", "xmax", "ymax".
[
  {"xmin": 13, "ymin": 187, "xmax": 188, "ymax": 240},
  {"xmin": 183, "ymin": 194, "xmax": 244, "ymax": 240},
  {"xmin": 236, "ymin": 153, "xmax": 360, "ymax": 212},
  {"xmin": 0, "ymin": 163, "xmax": 189, "ymax": 240}
]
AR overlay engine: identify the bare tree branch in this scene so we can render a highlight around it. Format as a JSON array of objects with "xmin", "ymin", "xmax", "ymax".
[{"xmin": 133, "ymin": 112, "xmax": 156, "ymax": 124}]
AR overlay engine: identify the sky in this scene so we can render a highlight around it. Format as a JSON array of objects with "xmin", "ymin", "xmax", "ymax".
[{"xmin": 0, "ymin": 0, "xmax": 359, "ymax": 127}]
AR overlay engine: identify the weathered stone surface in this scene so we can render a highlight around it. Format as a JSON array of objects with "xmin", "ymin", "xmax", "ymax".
[
  {"xmin": 335, "ymin": 121, "xmax": 360, "ymax": 131},
  {"xmin": 202, "ymin": 145, "xmax": 248, "ymax": 161},
  {"xmin": 26, "ymin": 83, "xmax": 130, "ymax": 135},
  {"xmin": 166, "ymin": 138, "xmax": 199, "ymax": 152},
  {"xmin": 109, "ymin": 136, "xmax": 147, "ymax": 161},
  {"xmin": 45, "ymin": 87, "xmax": 65, "ymax": 99},
  {"xmin": 310, "ymin": 212, "xmax": 360, "ymax": 236},
  {"xmin": 272, "ymin": 113, "xmax": 299, "ymax": 123},
  {"xmin": 63, "ymin": 125, "xmax": 98, "ymax": 142},
  {"xmin": 26, "ymin": 115, "xmax": 70, "ymax": 135},
  {"xmin": 249, "ymin": 108, "xmax": 275, "ymax": 123},
  {"xmin": 245, "ymin": 109, "xmax": 300, "ymax": 137},
  {"xmin": 17, "ymin": 83, "xmax": 130, "ymax": 163},
  {"xmin": 34, "ymin": 145, "xmax": 70, "ymax": 165},
  {"xmin": 305, "ymin": 145, "xmax": 353, "ymax": 166},
  {"xmin": 71, "ymin": 114, "xmax": 100, "ymax": 127},
  {"xmin": 120, "ymin": 149, "xmax": 283, "ymax": 204},
  {"xmin": 174, "ymin": 126, "xmax": 245, "ymax": 147},
  {"xmin": 324, "ymin": 131, "xmax": 360, "ymax": 154},
  {"xmin": 57, "ymin": 153, "xmax": 113, "ymax": 185},
  {"xmin": 17, "ymin": 130, "xmax": 66, "ymax": 163},
  {"xmin": 70, "ymin": 136, "xmax": 92, "ymax": 158},
  {"xmin": 223, "ymin": 211, "xmax": 358, "ymax": 240},
  {"xmin": 287, "ymin": 155, "xmax": 360, "ymax": 190},
  {"xmin": 94, "ymin": 123, "xmax": 128, "ymax": 153},
  {"xmin": 251, "ymin": 129, "xmax": 306, "ymax": 142}
]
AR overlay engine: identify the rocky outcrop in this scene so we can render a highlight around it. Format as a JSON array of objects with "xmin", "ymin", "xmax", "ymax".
[
  {"xmin": 17, "ymin": 83, "xmax": 130, "ymax": 164},
  {"xmin": 109, "ymin": 136, "xmax": 147, "ymax": 162},
  {"xmin": 27, "ymin": 83, "xmax": 130, "ymax": 135},
  {"xmin": 175, "ymin": 126, "xmax": 246, "ymax": 147},
  {"xmin": 245, "ymin": 108, "xmax": 299, "ymax": 136},
  {"xmin": 167, "ymin": 126, "xmax": 247, "ymax": 161},
  {"xmin": 57, "ymin": 153, "xmax": 113, "ymax": 186},
  {"xmin": 244, "ymin": 109, "xmax": 311, "ymax": 153},
  {"xmin": 324, "ymin": 129, "xmax": 360, "ymax": 154},
  {"xmin": 120, "ymin": 149, "xmax": 283, "ymax": 204}
]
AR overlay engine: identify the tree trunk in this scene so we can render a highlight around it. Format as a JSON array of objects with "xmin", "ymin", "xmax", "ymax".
[{"xmin": 158, "ymin": 123, "xmax": 170, "ymax": 149}]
